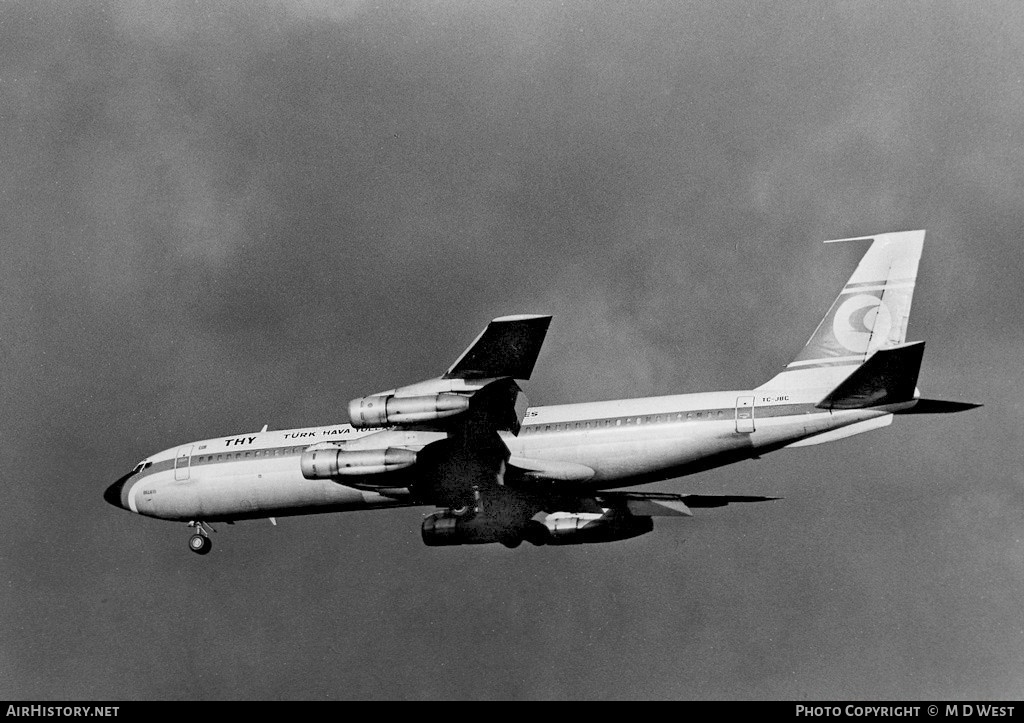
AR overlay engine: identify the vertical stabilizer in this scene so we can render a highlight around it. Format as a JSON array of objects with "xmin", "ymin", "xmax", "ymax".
[{"xmin": 758, "ymin": 230, "xmax": 925, "ymax": 391}]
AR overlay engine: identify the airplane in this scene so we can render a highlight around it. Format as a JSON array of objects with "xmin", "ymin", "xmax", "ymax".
[{"xmin": 104, "ymin": 230, "xmax": 978, "ymax": 554}]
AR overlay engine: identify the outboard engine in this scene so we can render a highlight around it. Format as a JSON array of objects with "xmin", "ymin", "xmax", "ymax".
[{"xmin": 348, "ymin": 394, "xmax": 469, "ymax": 428}]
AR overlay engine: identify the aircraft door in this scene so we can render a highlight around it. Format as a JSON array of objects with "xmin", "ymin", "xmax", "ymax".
[
  {"xmin": 735, "ymin": 396, "xmax": 755, "ymax": 433},
  {"xmin": 174, "ymin": 446, "xmax": 193, "ymax": 481}
]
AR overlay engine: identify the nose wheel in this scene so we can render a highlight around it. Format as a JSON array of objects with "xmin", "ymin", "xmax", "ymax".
[
  {"xmin": 188, "ymin": 534, "xmax": 212, "ymax": 555},
  {"xmin": 187, "ymin": 521, "xmax": 214, "ymax": 555}
]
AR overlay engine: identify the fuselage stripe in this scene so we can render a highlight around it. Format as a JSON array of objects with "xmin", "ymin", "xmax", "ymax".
[
  {"xmin": 126, "ymin": 402, "xmax": 826, "ymax": 480},
  {"xmin": 843, "ymin": 278, "xmax": 917, "ymax": 289},
  {"xmin": 839, "ymin": 282, "xmax": 916, "ymax": 293}
]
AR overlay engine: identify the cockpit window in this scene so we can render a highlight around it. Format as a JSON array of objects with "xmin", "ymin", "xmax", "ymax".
[{"xmin": 131, "ymin": 461, "xmax": 152, "ymax": 473}]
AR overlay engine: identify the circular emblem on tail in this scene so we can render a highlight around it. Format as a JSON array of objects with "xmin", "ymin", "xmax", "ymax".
[{"xmin": 832, "ymin": 294, "xmax": 892, "ymax": 354}]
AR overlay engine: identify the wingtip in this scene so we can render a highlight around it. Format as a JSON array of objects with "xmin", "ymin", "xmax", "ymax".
[
  {"xmin": 491, "ymin": 313, "xmax": 552, "ymax": 323},
  {"xmin": 823, "ymin": 229, "xmax": 927, "ymax": 244}
]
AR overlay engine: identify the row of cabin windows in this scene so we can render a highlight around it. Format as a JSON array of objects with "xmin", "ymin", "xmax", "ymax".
[
  {"xmin": 185, "ymin": 446, "xmax": 307, "ymax": 464},
  {"xmin": 178, "ymin": 412, "xmax": 734, "ymax": 462},
  {"xmin": 523, "ymin": 410, "xmax": 727, "ymax": 433}
]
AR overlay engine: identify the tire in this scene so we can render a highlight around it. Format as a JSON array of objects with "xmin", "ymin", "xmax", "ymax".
[
  {"xmin": 189, "ymin": 534, "xmax": 211, "ymax": 555},
  {"xmin": 499, "ymin": 535, "xmax": 522, "ymax": 549},
  {"xmin": 522, "ymin": 522, "xmax": 549, "ymax": 547}
]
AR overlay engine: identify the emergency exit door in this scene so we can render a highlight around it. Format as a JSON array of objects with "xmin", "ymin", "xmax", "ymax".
[{"xmin": 735, "ymin": 396, "xmax": 755, "ymax": 433}]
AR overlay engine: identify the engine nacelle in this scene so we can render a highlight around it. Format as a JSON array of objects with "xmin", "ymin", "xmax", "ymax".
[
  {"xmin": 300, "ymin": 446, "xmax": 417, "ymax": 479},
  {"xmin": 540, "ymin": 512, "xmax": 653, "ymax": 545},
  {"xmin": 348, "ymin": 394, "xmax": 470, "ymax": 428},
  {"xmin": 421, "ymin": 511, "xmax": 500, "ymax": 546},
  {"xmin": 420, "ymin": 510, "xmax": 654, "ymax": 547}
]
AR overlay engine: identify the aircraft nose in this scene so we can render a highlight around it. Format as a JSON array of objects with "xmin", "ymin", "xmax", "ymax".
[{"xmin": 103, "ymin": 472, "xmax": 133, "ymax": 510}]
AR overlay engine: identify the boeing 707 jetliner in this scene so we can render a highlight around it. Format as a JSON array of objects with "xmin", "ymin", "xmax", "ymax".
[{"xmin": 105, "ymin": 230, "xmax": 977, "ymax": 554}]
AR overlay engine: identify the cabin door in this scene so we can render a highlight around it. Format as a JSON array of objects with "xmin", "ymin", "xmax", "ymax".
[
  {"xmin": 174, "ymin": 445, "xmax": 193, "ymax": 481},
  {"xmin": 735, "ymin": 396, "xmax": 755, "ymax": 433}
]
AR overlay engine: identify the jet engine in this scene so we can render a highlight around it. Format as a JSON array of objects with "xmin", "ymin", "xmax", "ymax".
[
  {"xmin": 420, "ymin": 510, "xmax": 654, "ymax": 547},
  {"xmin": 348, "ymin": 394, "xmax": 470, "ymax": 428},
  {"xmin": 300, "ymin": 446, "xmax": 417, "ymax": 478}
]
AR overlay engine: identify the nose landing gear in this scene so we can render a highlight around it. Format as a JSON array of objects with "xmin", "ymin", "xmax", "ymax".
[{"xmin": 187, "ymin": 521, "xmax": 214, "ymax": 555}]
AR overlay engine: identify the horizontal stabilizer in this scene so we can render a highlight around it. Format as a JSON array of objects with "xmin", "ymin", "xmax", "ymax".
[
  {"xmin": 896, "ymin": 398, "xmax": 983, "ymax": 414},
  {"xmin": 785, "ymin": 414, "xmax": 892, "ymax": 447},
  {"xmin": 444, "ymin": 314, "xmax": 552, "ymax": 380},
  {"xmin": 817, "ymin": 341, "xmax": 924, "ymax": 410}
]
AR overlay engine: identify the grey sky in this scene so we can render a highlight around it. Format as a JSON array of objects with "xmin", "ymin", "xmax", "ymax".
[{"xmin": 2, "ymin": 0, "xmax": 1022, "ymax": 699}]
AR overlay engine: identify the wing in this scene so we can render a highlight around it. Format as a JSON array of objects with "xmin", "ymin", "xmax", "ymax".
[
  {"xmin": 421, "ymin": 487, "xmax": 783, "ymax": 547},
  {"xmin": 443, "ymin": 314, "xmax": 552, "ymax": 380},
  {"xmin": 595, "ymin": 491, "xmax": 780, "ymax": 512},
  {"xmin": 336, "ymin": 316, "xmax": 551, "ymax": 508},
  {"xmin": 347, "ymin": 315, "xmax": 550, "ymax": 430}
]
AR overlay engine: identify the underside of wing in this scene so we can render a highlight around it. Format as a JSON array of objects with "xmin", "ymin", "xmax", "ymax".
[{"xmin": 597, "ymin": 491, "xmax": 781, "ymax": 515}]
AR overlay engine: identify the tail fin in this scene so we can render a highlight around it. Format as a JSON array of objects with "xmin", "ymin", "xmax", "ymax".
[{"xmin": 758, "ymin": 230, "xmax": 925, "ymax": 391}]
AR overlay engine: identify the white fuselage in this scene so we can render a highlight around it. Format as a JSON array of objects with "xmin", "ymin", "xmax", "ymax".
[{"xmin": 112, "ymin": 385, "xmax": 904, "ymax": 524}]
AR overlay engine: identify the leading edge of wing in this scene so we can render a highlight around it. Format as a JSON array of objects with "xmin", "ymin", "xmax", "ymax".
[{"xmin": 443, "ymin": 314, "xmax": 552, "ymax": 380}]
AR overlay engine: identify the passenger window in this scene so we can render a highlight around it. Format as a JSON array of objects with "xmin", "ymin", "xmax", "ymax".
[
  {"xmin": 686, "ymin": 412, "xmax": 694, "ymax": 419},
  {"xmin": 616, "ymin": 419, "xmax": 622, "ymax": 426}
]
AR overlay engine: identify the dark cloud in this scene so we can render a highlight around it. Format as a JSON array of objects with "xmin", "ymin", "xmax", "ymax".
[{"xmin": 2, "ymin": 0, "xmax": 1022, "ymax": 699}]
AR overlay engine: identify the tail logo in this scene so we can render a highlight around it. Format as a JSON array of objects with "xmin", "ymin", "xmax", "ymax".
[{"xmin": 831, "ymin": 294, "xmax": 892, "ymax": 354}]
